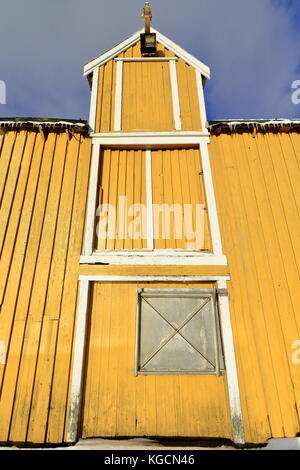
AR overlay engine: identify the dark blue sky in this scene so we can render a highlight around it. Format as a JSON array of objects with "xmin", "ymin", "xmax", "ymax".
[{"xmin": 0, "ymin": 0, "xmax": 300, "ymax": 121}]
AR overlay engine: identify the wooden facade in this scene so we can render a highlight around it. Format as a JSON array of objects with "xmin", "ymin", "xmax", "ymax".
[{"xmin": 0, "ymin": 28, "xmax": 299, "ymax": 447}]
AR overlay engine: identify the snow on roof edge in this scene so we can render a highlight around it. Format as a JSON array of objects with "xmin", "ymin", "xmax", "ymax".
[{"xmin": 208, "ymin": 119, "xmax": 300, "ymax": 133}]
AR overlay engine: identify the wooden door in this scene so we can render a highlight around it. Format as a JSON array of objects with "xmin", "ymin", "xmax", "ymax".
[{"xmin": 81, "ymin": 281, "xmax": 232, "ymax": 439}]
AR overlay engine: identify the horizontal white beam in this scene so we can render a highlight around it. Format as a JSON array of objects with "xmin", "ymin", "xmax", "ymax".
[
  {"xmin": 115, "ymin": 57, "xmax": 178, "ymax": 62},
  {"xmin": 79, "ymin": 275, "xmax": 230, "ymax": 282},
  {"xmin": 92, "ymin": 131, "xmax": 210, "ymax": 138},
  {"xmin": 92, "ymin": 133, "xmax": 210, "ymax": 147},
  {"xmin": 80, "ymin": 253, "xmax": 228, "ymax": 266}
]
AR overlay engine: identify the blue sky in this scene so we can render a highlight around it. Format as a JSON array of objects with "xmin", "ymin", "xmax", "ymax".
[{"xmin": 0, "ymin": 0, "xmax": 300, "ymax": 121}]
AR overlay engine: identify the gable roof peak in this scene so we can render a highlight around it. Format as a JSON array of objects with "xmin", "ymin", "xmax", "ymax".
[{"xmin": 83, "ymin": 28, "xmax": 210, "ymax": 79}]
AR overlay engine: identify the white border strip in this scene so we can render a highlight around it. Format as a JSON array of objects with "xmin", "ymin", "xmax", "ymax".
[
  {"xmin": 83, "ymin": 143, "xmax": 100, "ymax": 256},
  {"xmin": 83, "ymin": 29, "xmax": 143, "ymax": 76},
  {"xmin": 196, "ymin": 70, "xmax": 207, "ymax": 131},
  {"xmin": 217, "ymin": 279, "xmax": 245, "ymax": 445},
  {"xmin": 199, "ymin": 140, "xmax": 223, "ymax": 256},
  {"xmin": 78, "ymin": 275, "xmax": 230, "ymax": 282},
  {"xmin": 146, "ymin": 150, "xmax": 154, "ymax": 250},
  {"xmin": 91, "ymin": 135, "xmax": 209, "ymax": 146},
  {"xmin": 88, "ymin": 68, "xmax": 99, "ymax": 133},
  {"xmin": 114, "ymin": 60, "xmax": 123, "ymax": 131},
  {"xmin": 67, "ymin": 280, "xmax": 90, "ymax": 443},
  {"xmin": 115, "ymin": 57, "xmax": 178, "ymax": 62},
  {"xmin": 169, "ymin": 60, "xmax": 182, "ymax": 131},
  {"xmin": 92, "ymin": 131, "xmax": 209, "ymax": 138}
]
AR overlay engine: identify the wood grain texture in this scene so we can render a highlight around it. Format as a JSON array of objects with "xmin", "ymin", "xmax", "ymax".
[
  {"xmin": 82, "ymin": 281, "xmax": 231, "ymax": 439},
  {"xmin": 209, "ymin": 132, "xmax": 300, "ymax": 442},
  {"xmin": 0, "ymin": 130, "xmax": 92, "ymax": 444},
  {"xmin": 94, "ymin": 41, "xmax": 204, "ymax": 133}
]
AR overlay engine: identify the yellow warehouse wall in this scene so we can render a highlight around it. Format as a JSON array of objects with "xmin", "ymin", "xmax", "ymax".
[
  {"xmin": 0, "ymin": 129, "xmax": 92, "ymax": 445},
  {"xmin": 209, "ymin": 131, "xmax": 300, "ymax": 443},
  {"xmin": 0, "ymin": 127, "xmax": 299, "ymax": 445}
]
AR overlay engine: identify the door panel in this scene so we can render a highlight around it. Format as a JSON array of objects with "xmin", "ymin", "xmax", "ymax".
[{"xmin": 81, "ymin": 282, "xmax": 232, "ymax": 438}]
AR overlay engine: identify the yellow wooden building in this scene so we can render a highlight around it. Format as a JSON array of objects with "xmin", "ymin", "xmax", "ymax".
[{"xmin": 0, "ymin": 4, "xmax": 299, "ymax": 447}]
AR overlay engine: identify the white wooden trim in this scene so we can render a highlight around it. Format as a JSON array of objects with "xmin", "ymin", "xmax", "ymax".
[
  {"xmin": 217, "ymin": 279, "xmax": 245, "ymax": 445},
  {"xmin": 199, "ymin": 141, "xmax": 223, "ymax": 256},
  {"xmin": 67, "ymin": 280, "xmax": 90, "ymax": 443},
  {"xmin": 196, "ymin": 70, "xmax": 208, "ymax": 131},
  {"xmin": 83, "ymin": 29, "xmax": 143, "ymax": 76},
  {"xmin": 83, "ymin": 28, "xmax": 210, "ymax": 79},
  {"xmin": 146, "ymin": 150, "xmax": 154, "ymax": 250},
  {"xmin": 91, "ymin": 135, "xmax": 209, "ymax": 147},
  {"xmin": 92, "ymin": 131, "xmax": 209, "ymax": 138},
  {"xmin": 83, "ymin": 143, "xmax": 100, "ymax": 256},
  {"xmin": 154, "ymin": 28, "xmax": 210, "ymax": 79},
  {"xmin": 169, "ymin": 60, "xmax": 182, "ymax": 131},
  {"xmin": 114, "ymin": 60, "xmax": 123, "ymax": 131},
  {"xmin": 115, "ymin": 57, "xmax": 178, "ymax": 62},
  {"xmin": 88, "ymin": 68, "xmax": 99, "ymax": 133},
  {"xmin": 80, "ymin": 253, "xmax": 228, "ymax": 266},
  {"xmin": 79, "ymin": 275, "xmax": 230, "ymax": 282}
]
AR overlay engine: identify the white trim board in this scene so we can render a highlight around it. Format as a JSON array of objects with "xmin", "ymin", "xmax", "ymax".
[
  {"xmin": 115, "ymin": 57, "xmax": 178, "ymax": 62},
  {"xmin": 78, "ymin": 275, "xmax": 230, "ymax": 282},
  {"xmin": 217, "ymin": 279, "xmax": 245, "ymax": 445},
  {"xmin": 114, "ymin": 60, "xmax": 123, "ymax": 131},
  {"xmin": 199, "ymin": 141, "xmax": 223, "ymax": 256},
  {"xmin": 88, "ymin": 68, "xmax": 99, "ymax": 133},
  {"xmin": 91, "ymin": 135, "xmax": 210, "ymax": 147},
  {"xmin": 67, "ymin": 280, "xmax": 90, "ymax": 443},
  {"xmin": 169, "ymin": 60, "xmax": 181, "ymax": 130},
  {"xmin": 196, "ymin": 69, "xmax": 208, "ymax": 131},
  {"xmin": 83, "ymin": 143, "xmax": 101, "ymax": 256},
  {"xmin": 146, "ymin": 150, "xmax": 154, "ymax": 250},
  {"xmin": 83, "ymin": 27, "xmax": 210, "ymax": 79}
]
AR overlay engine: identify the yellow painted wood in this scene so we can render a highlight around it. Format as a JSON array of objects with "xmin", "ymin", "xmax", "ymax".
[
  {"xmin": 0, "ymin": 132, "xmax": 36, "ymax": 303},
  {"xmin": 122, "ymin": 61, "xmax": 174, "ymax": 131},
  {"xmin": 96, "ymin": 149, "xmax": 147, "ymax": 251},
  {"xmin": 78, "ymin": 264, "xmax": 230, "ymax": 277},
  {"xmin": 209, "ymin": 132, "xmax": 300, "ymax": 441},
  {"xmin": 0, "ymin": 124, "xmax": 300, "ymax": 445},
  {"xmin": 0, "ymin": 131, "xmax": 17, "ymax": 205},
  {"xmin": 48, "ymin": 136, "xmax": 91, "ymax": 444},
  {"xmin": 94, "ymin": 40, "xmax": 203, "ymax": 133},
  {"xmin": 0, "ymin": 131, "xmax": 27, "ymax": 254},
  {"xmin": 26, "ymin": 317, "xmax": 59, "ymax": 443},
  {"xmin": 0, "ymin": 130, "xmax": 92, "ymax": 445},
  {"xmin": 29, "ymin": 134, "xmax": 67, "ymax": 322},
  {"xmin": 151, "ymin": 148, "xmax": 211, "ymax": 250},
  {"xmin": 82, "ymin": 281, "xmax": 232, "ymax": 438},
  {"xmin": 177, "ymin": 60, "xmax": 202, "ymax": 131}
]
